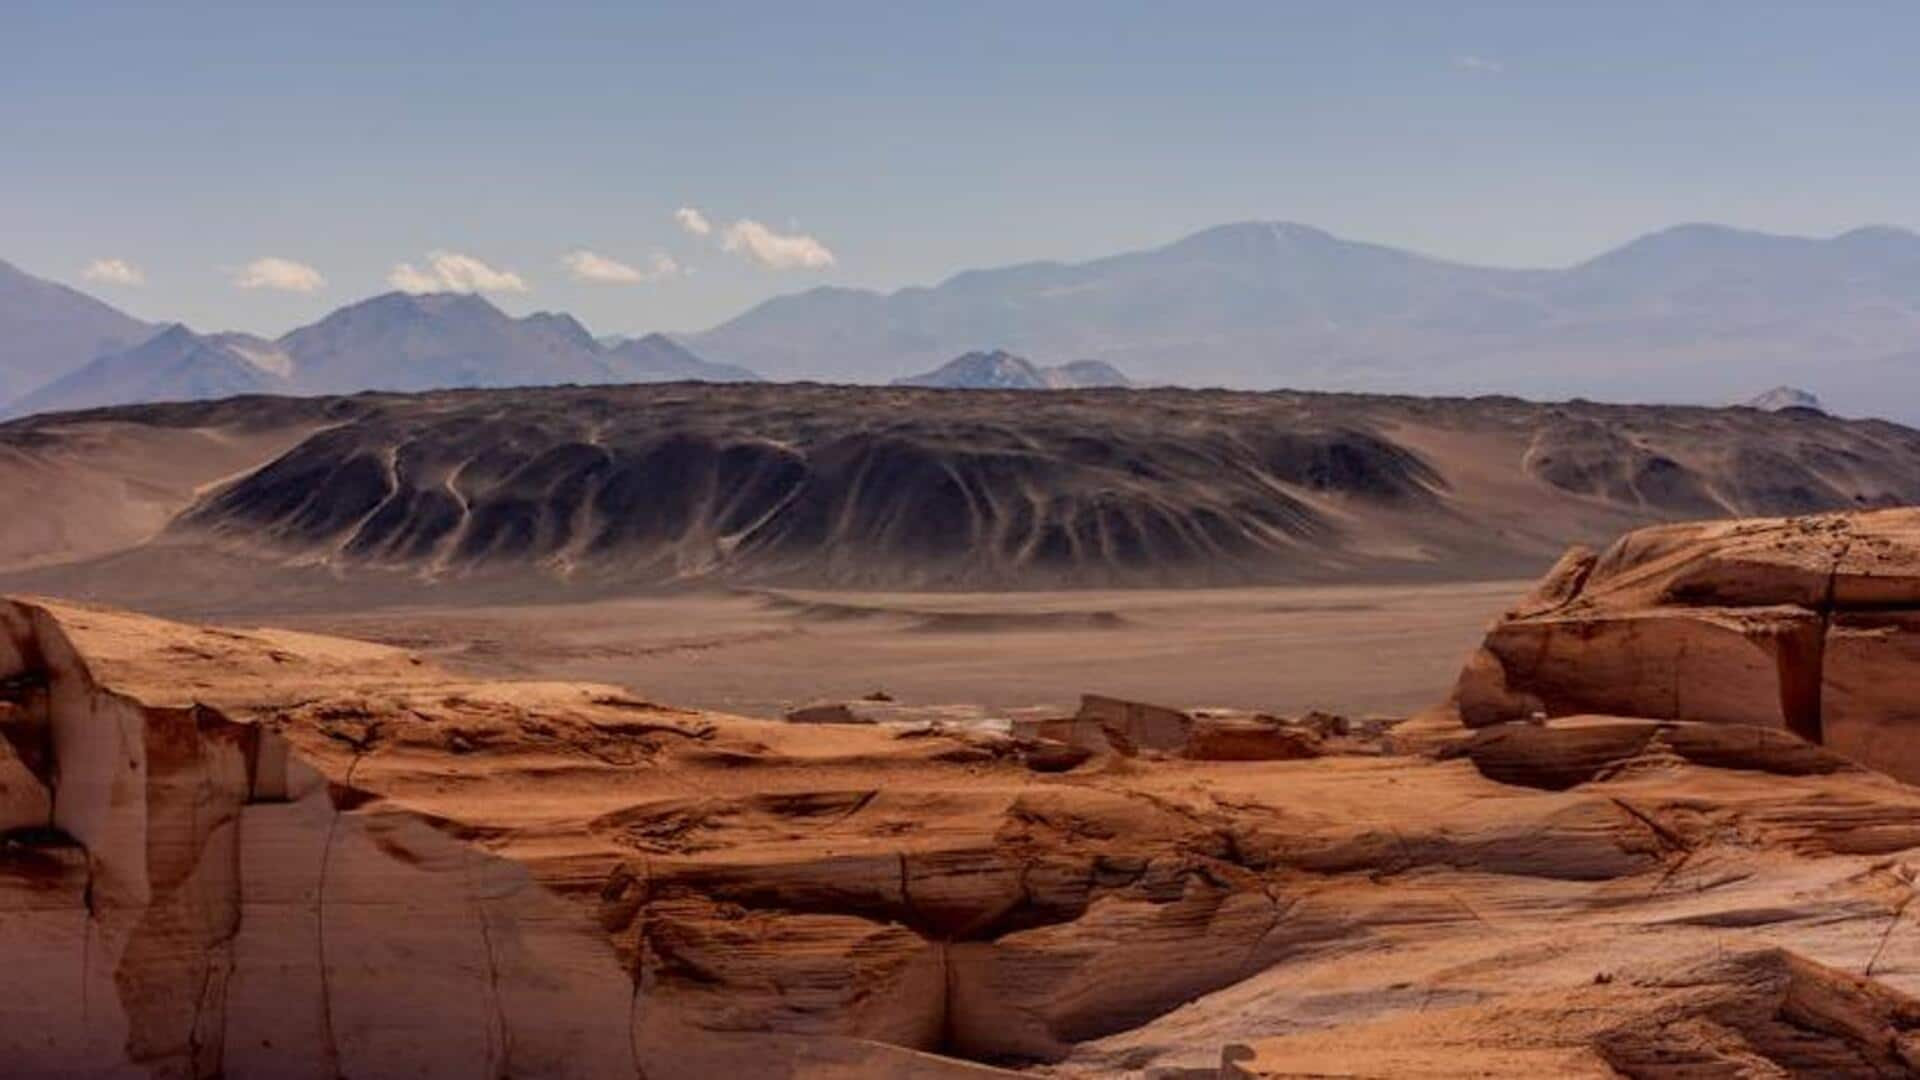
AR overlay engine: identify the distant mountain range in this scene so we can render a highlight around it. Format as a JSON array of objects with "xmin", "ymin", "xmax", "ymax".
[
  {"xmin": 3, "ymin": 287, "xmax": 758, "ymax": 417},
  {"xmin": 688, "ymin": 221, "xmax": 1920, "ymax": 417},
  {"xmin": 10, "ymin": 220, "xmax": 1920, "ymax": 417},
  {"xmin": 893, "ymin": 350, "xmax": 1132, "ymax": 390},
  {"xmin": 0, "ymin": 258, "xmax": 154, "ymax": 404}
]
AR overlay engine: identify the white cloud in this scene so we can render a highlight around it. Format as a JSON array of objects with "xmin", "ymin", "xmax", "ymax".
[
  {"xmin": 720, "ymin": 219, "xmax": 836, "ymax": 270},
  {"xmin": 387, "ymin": 263, "xmax": 441, "ymax": 293},
  {"xmin": 234, "ymin": 256, "xmax": 326, "ymax": 293},
  {"xmin": 387, "ymin": 250, "xmax": 528, "ymax": 294},
  {"xmin": 81, "ymin": 258, "xmax": 145, "ymax": 286},
  {"xmin": 562, "ymin": 249, "xmax": 680, "ymax": 285},
  {"xmin": 674, "ymin": 207, "xmax": 712, "ymax": 237},
  {"xmin": 1453, "ymin": 54, "xmax": 1504, "ymax": 74}
]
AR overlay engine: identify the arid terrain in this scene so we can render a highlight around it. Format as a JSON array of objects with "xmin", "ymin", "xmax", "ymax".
[
  {"xmin": 13, "ymin": 386, "xmax": 1920, "ymax": 1076},
  {"xmin": 4, "ymin": 384, "xmax": 1919, "ymax": 608},
  {"xmin": 252, "ymin": 581, "xmax": 1520, "ymax": 719},
  {"xmin": 6, "ymin": 382, "xmax": 1910, "ymax": 722},
  {"xmin": 21, "ymin": 5, "xmax": 1920, "ymax": 1075},
  {"xmin": 13, "ymin": 510, "xmax": 1920, "ymax": 1077}
]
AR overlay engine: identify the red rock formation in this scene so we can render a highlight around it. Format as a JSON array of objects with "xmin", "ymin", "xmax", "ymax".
[
  {"xmin": 1226, "ymin": 949, "xmax": 1920, "ymax": 1077},
  {"xmin": 11, "ymin": 580, "xmax": 1920, "ymax": 1076},
  {"xmin": 1456, "ymin": 509, "xmax": 1920, "ymax": 783}
]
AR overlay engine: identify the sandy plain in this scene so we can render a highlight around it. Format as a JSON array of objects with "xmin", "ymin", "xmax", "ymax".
[{"xmin": 234, "ymin": 579, "xmax": 1525, "ymax": 720}]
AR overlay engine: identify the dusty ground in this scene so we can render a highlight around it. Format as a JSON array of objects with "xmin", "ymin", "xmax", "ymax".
[
  {"xmin": 234, "ymin": 579, "xmax": 1522, "ymax": 720},
  {"xmin": 13, "ymin": 591, "xmax": 1920, "ymax": 1077}
]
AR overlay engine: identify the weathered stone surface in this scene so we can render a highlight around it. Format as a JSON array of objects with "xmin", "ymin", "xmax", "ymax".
[
  {"xmin": 0, "ymin": 722, "xmax": 50, "ymax": 831},
  {"xmin": 1074, "ymin": 693, "xmax": 1194, "ymax": 753},
  {"xmin": 1455, "ymin": 508, "xmax": 1920, "ymax": 783},
  {"xmin": 1824, "ymin": 611, "xmax": 1920, "ymax": 788},
  {"xmin": 1450, "ymin": 716, "xmax": 1857, "ymax": 791},
  {"xmin": 1225, "ymin": 949, "xmax": 1920, "ymax": 1078},
  {"xmin": 785, "ymin": 701, "xmax": 867, "ymax": 724},
  {"xmin": 1011, "ymin": 698, "xmax": 1322, "ymax": 762},
  {"xmin": 16, "ymin": 580, "xmax": 1920, "ymax": 1076},
  {"xmin": 1460, "ymin": 605, "xmax": 1821, "ymax": 730},
  {"xmin": 0, "ymin": 598, "xmax": 638, "ymax": 1077},
  {"xmin": 1182, "ymin": 716, "xmax": 1322, "ymax": 761}
]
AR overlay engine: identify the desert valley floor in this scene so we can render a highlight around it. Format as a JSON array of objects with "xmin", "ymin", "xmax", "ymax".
[{"xmin": 239, "ymin": 580, "xmax": 1524, "ymax": 720}]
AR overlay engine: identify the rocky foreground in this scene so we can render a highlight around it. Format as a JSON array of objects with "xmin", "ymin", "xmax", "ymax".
[{"xmin": 12, "ymin": 514, "xmax": 1920, "ymax": 1076}]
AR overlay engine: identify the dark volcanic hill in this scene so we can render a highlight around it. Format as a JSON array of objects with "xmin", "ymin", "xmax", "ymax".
[{"xmin": 7, "ymin": 383, "xmax": 1920, "ymax": 604}]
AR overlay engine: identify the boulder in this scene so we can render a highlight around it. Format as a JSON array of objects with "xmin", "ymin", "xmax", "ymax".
[
  {"xmin": 785, "ymin": 701, "xmax": 865, "ymax": 724},
  {"xmin": 1453, "ymin": 508, "xmax": 1920, "ymax": 783},
  {"xmin": 1074, "ymin": 693, "xmax": 1193, "ymax": 753},
  {"xmin": 1182, "ymin": 716, "xmax": 1322, "ymax": 761},
  {"xmin": 786, "ymin": 699, "xmax": 1012, "ymax": 731}
]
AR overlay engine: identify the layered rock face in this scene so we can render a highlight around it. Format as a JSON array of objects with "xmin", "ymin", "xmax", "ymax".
[
  {"xmin": 1229, "ymin": 948, "xmax": 1920, "ymax": 1077},
  {"xmin": 0, "ymin": 599, "xmax": 642, "ymax": 1077},
  {"xmin": 1455, "ymin": 509, "xmax": 1920, "ymax": 784},
  {"xmin": 13, "ymin": 585, "xmax": 1920, "ymax": 1076}
]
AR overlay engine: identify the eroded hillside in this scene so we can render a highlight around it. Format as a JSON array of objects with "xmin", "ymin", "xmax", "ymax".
[{"xmin": 6, "ymin": 384, "xmax": 1920, "ymax": 602}]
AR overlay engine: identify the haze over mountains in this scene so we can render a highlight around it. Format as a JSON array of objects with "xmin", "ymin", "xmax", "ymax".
[
  {"xmin": 6, "ymin": 290, "xmax": 758, "ymax": 416},
  {"xmin": 0, "ymin": 258, "xmax": 154, "ymax": 404},
  {"xmin": 8, "ymin": 220, "xmax": 1920, "ymax": 417},
  {"xmin": 690, "ymin": 221, "xmax": 1920, "ymax": 416},
  {"xmin": 1743, "ymin": 385, "xmax": 1826, "ymax": 413},
  {"xmin": 893, "ymin": 350, "xmax": 1132, "ymax": 390}
]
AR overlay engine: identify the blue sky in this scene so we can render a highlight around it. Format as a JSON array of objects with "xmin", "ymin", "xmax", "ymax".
[{"xmin": 8, "ymin": 1, "xmax": 1920, "ymax": 336}]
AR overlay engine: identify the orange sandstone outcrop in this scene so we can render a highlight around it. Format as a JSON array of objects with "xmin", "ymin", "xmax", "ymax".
[
  {"xmin": 1225, "ymin": 948, "xmax": 1920, "ymax": 1077},
  {"xmin": 1455, "ymin": 509, "xmax": 1920, "ymax": 783},
  {"xmin": 1010, "ymin": 695, "xmax": 1323, "ymax": 762},
  {"xmin": 12, "ymin": 577, "xmax": 1920, "ymax": 1076}
]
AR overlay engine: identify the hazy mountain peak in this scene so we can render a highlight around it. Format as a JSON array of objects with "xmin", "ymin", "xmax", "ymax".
[
  {"xmin": 602, "ymin": 332, "xmax": 760, "ymax": 384},
  {"xmin": 214, "ymin": 332, "xmax": 295, "ymax": 378},
  {"xmin": 6, "ymin": 324, "xmax": 291, "ymax": 418},
  {"xmin": 895, "ymin": 350, "xmax": 1048, "ymax": 389},
  {"xmin": 0, "ymin": 257, "xmax": 155, "ymax": 405},
  {"xmin": 148, "ymin": 322, "xmax": 199, "ymax": 346},
  {"xmin": 1743, "ymin": 386, "xmax": 1826, "ymax": 413},
  {"xmin": 1176, "ymin": 220, "xmax": 1337, "ymax": 246},
  {"xmin": 689, "ymin": 218, "xmax": 1920, "ymax": 416},
  {"xmin": 518, "ymin": 310, "xmax": 598, "ymax": 351},
  {"xmin": 1581, "ymin": 222, "xmax": 1808, "ymax": 267},
  {"xmin": 1829, "ymin": 225, "xmax": 1920, "ymax": 267},
  {"xmin": 277, "ymin": 288, "xmax": 605, "ymax": 394},
  {"xmin": 1046, "ymin": 359, "xmax": 1132, "ymax": 388},
  {"xmin": 893, "ymin": 350, "xmax": 1132, "ymax": 390},
  {"xmin": 1835, "ymin": 224, "xmax": 1919, "ymax": 244},
  {"xmin": 357, "ymin": 290, "xmax": 506, "ymax": 321}
]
